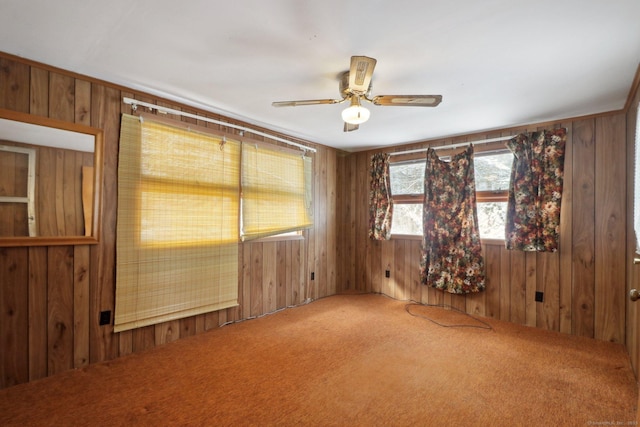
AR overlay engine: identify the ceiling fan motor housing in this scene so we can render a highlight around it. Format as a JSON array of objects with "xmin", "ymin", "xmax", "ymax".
[{"xmin": 339, "ymin": 71, "xmax": 372, "ymax": 100}]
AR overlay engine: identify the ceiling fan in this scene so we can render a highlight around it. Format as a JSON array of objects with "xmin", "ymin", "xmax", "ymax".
[{"xmin": 272, "ymin": 56, "xmax": 442, "ymax": 132}]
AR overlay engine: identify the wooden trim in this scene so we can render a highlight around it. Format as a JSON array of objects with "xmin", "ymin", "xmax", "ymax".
[
  {"xmin": 476, "ymin": 190, "xmax": 508, "ymax": 203},
  {"xmin": 391, "ymin": 194, "xmax": 422, "ymax": 204},
  {"xmin": 373, "ymin": 113, "xmax": 624, "ymax": 156}
]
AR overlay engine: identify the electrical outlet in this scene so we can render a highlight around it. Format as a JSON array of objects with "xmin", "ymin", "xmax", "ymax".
[
  {"xmin": 385, "ymin": 270, "xmax": 390, "ymax": 278},
  {"xmin": 99, "ymin": 310, "xmax": 111, "ymax": 326},
  {"xmin": 535, "ymin": 291, "xmax": 544, "ymax": 303}
]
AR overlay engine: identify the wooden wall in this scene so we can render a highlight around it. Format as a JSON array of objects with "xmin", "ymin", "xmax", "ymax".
[
  {"xmin": 0, "ymin": 53, "xmax": 337, "ymax": 389},
  {"xmin": 0, "ymin": 50, "xmax": 633, "ymax": 389},
  {"xmin": 336, "ymin": 114, "xmax": 628, "ymax": 343}
]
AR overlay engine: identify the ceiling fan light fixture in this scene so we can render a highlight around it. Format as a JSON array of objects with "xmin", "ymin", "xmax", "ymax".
[{"xmin": 341, "ymin": 97, "xmax": 370, "ymax": 125}]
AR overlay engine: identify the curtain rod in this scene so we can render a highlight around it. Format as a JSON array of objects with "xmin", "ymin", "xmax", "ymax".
[
  {"xmin": 122, "ymin": 97, "xmax": 316, "ymax": 153},
  {"xmin": 389, "ymin": 135, "xmax": 515, "ymax": 156}
]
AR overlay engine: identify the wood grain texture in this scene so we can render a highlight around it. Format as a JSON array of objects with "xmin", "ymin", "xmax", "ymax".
[
  {"xmin": 0, "ymin": 247, "xmax": 29, "ymax": 388},
  {"xmin": 47, "ymin": 246, "xmax": 74, "ymax": 376},
  {"xmin": 73, "ymin": 245, "xmax": 90, "ymax": 368},
  {"xmin": 27, "ymin": 246, "xmax": 47, "ymax": 381},
  {"xmin": 0, "ymin": 50, "xmax": 635, "ymax": 390},
  {"xmin": 595, "ymin": 114, "xmax": 626, "ymax": 343},
  {"xmin": 572, "ymin": 119, "xmax": 596, "ymax": 336},
  {"xmin": 338, "ymin": 115, "xmax": 628, "ymax": 344}
]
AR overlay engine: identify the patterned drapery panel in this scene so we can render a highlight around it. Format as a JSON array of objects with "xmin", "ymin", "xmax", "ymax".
[
  {"xmin": 368, "ymin": 153, "xmax": 393, "ymax": 240},
  {"xmin": 420, "ymin": 146, "xmax": 485, "ymax": 294},
  {"xmin": 505, "ymin": 128, "xmax": 567, "ymax": 252}
]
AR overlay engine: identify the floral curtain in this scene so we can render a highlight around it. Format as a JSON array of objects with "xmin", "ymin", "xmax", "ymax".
[
  {"xmin": 369, "ymin": 153, "xmax": 393, "ymax": 240},
  {"xmin": 420, "ymin": 146, "xmax": 485, "ymax": 294},
  {"xmin": 505, "ymin": 128, "xmax": 567, "ymax": 252}
]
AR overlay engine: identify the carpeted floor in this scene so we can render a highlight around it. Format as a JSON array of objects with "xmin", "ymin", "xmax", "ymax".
[{"xmin": 0, "ymin": 293, "xmax": 637, "ymax": 426}]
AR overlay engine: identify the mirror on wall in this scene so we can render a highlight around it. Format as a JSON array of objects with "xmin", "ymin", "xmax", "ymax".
[{"xmin": 0, "ymin": 108, "xmax": 103, "ymax": 246}]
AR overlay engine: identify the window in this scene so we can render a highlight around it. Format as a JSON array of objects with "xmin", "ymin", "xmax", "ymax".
[
  {"xmin": 115, "ymin": 114, "xmax": 241, "ymax": 332},
  {"xmin": 241, "ymin": 143, "xmax": 313, "ymax": 241},
  {"xmin": 473, "ymin": 150, "xmax": 512, "ymax": 239},
  {"xmin": 389, "ymin": 145, "xmax": 513, "ymax": 240},
  {"xmin": 114, "ymin": 115, "xmax": 314, "ymax": 332},
  {"xmin": 389, "ymin": 159, "xmax": 424, "ymax": 235}
]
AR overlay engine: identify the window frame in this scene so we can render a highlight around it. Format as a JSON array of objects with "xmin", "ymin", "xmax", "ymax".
[{"xmin": 388, "ymin": 141, "xmax": 511, "ymax": 243}]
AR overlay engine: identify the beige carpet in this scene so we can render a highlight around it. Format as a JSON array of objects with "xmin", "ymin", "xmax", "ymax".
[{"xmin": 0, "ymin": 293, "xmax": 637, "ymax": 426}]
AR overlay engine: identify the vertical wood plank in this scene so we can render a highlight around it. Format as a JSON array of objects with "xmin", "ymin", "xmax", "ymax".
[
  {"xmin": 48, "ymin": 73, "xmax": 74, "ymax": 122},
  {"xmin": 559, "ymin": 121, "xmax": 573, "ymax": 335},
  {"xmin": 315, "ymin": 146, "xmax": 328, "ymax": 299},
  {"xmin": 509, "ymin": 250, "xmax": 526, "ymax": 325},
  {"xmin": 0, "ymin": 57, "xmax": 29, "ymax": 112},
  {"xmin": 355, "ymin": 152, "xmax": 368, "ymax": 291},
  {"xmin": 29, "ymin": 67, "xmax": 49, "ymax": 117},
  {"xmin": 73, "ymin": 245, "xmax": 90, "ymax": 368},
  {"xmin": 0, "ymin": 247, "xmax": 29, "ymax": 388},
  {"xmin": 250, "ymin": 243, "xmax": 263, "ymax": 317},
  {"xmin": 394, "ymin": 239, "xmax": 407, "ymax": 300},
  {"xmin": 28, "ymin": 247, "xmax": 47, "ymax": 381},
  {"xmin": 154, "ymin": 320, "xmax": 179, "ymax": 345},
  {"xmin": 381, "ymin": 240, "xmax": 394, "ymax": 297},
  {"xmin": 306, "ymin": 156, "xmax": 317, "ymax": 299},
  {"xmin": 75, "ymin": 80, "xmax": 91, "ymax": 126},
  {"xmin": 285, "ymin": 240, "xmax": 293, "ymax": 306},
  {"xmin": 276, "ymin": 241, "xmax": 287, "ymax": 310},
  {"xmin": 525, "ymin": 251, "xmax": 537, "ymax": 327},
  {"xmin": 179, "ymin": 317, "xmax": 196, "ymax": 339},
  {"xmin": 326, "ymin": 148, "xmax": 337, "ymax": 296},
  {"xmin": 335, "ymin": 154, "xmax": 346, "ymax": 292},
  {"xmin": 47, "ymin": 246, "xmax": 74, "ymax": 376},
  {"xmin": 484, "ymin": 245, "xmax": 501, "ymax": 319},
  {"xmin": 346, "ymin": 154, "xmax": 357, "ymax": 291},
  {"xmin": 90, "ymin": 84, "xmax": 120, "ymax": 363},
  {"xmin": 537, "ymin": 252, "xmax": 560, "ymax": 331},
  {"xmin": 263, "ymin": 241, "xmax": 277, "ymax": 313},
  {"xmin": 499, "ymin": 247, "xmax": 511, "ymax": 322},
  {"xmin": 241, "ymin": 243, "xmax": 252, "ymax": 317},
  {"xmin": 369, "ymin": 240, "xmax": 381, "ymax": 294},
  {"xmin": 572, "ymin": 119, "xmax": 596, "ymax": 337},
  {"xmin": 595, "ymin": 114, "xmax": 626, "ymax": 343},
  {"xmin": 409, "ymin": 240, "xmax": 421, "ymax": 302},
  {"xmin": 132, "ymin": 326, "xmax": 155, "ymax": 353}
]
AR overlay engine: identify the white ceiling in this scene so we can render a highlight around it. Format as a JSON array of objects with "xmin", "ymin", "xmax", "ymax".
[{"xmin": 1, "ymin": 0, "xmax": 639, "ymax": 152}]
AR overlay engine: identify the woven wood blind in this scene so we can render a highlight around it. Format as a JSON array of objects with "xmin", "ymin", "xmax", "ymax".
[
  {"xmin": 241, "ymin": 143, "xmax": 313, "ymax": 241},
  {"xmin": 114, "ymin": 114, "xmax": 240, "ymax": 332}
]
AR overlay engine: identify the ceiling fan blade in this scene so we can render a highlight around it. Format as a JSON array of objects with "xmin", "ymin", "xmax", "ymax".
[
  {"xmin": 371, "ymin": 95, "xmax": 443, "ymax": 107},
  {"xmin": 343, "ymin": 122, "xmax": 359, "ymax": 132},
  {"xmin": 272, "ymin": 98, "xmax": 342, "ymax": 107},
  {"xmin": 348, "ymin": 56, "xmax": 377, "ymax": 95}
]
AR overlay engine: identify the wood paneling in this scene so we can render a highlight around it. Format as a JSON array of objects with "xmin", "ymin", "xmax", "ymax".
[
  {"xmin": 0, "ymin": 50, "xmax": 635, "ymax": 389},
  {"xmin": 338, "ymin": 114, "xmax": 628, "ymax": 341},
  {"xmin": 0, "ymin": 53, "xmax": 338, "ymax": 389}
]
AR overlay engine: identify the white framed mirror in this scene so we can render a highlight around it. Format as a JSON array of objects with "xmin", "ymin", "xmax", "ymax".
[{"xmin": 0, "ymin": 108, "xmax": 103, "ymax": 246}]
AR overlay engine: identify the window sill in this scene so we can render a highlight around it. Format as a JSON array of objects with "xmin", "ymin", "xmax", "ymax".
[
  {"xmin": 390, "ymin": 234, "xmax": 506, "ymax": 246},
  {"xmin": 251, "ymin": 234, "xmax": 305, "ymax": 243}
]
